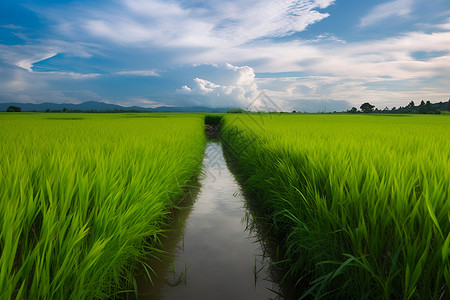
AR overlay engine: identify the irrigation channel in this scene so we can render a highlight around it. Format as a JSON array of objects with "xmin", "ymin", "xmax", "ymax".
[{"xmin": 137, "ymin": 141, "xmax": 282, "ymax": 299}]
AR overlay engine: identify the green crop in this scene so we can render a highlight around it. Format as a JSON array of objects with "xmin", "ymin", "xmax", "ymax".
[
  {"xmin": 221, "ymin": 114, "xmax": 450, "ymax": 299},
  {"xmin": 0, "ymin": 113, "xmax": 205, "ymax": 299}
]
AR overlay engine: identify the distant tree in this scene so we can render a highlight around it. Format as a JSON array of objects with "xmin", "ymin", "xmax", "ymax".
[
  {"xmin": 418, "ymin": 100, "xmax": 426, "ymax": 114},
  {"xmin": 348, "ymin": 107, "xmax": 358, "ymax": 114},
  {"xmin": 360, "ymin": 102, "xmax": 375, "ymax": 113},
  {"xmin": 407, "ymin": 101, "xmax": 415, "ymax": 109},
  {"xmin": 425, "ymin": 101, "xmax": 433, "ymax": 114},
  {"xmin": 45, "ymin": 108, "xmax": 50, "ymax": 113},
  {"xmin": 62, "ymin": 107, "xmax": 68, "ymax": 112},
  {"xmin": 6, "ymin": 106, "xmax": 21, "ymax": 112}
]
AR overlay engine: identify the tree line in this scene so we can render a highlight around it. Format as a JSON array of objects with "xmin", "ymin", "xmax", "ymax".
[{"xmin": 349, "ymin": 99, "xmax": 450, "ymax": 114}]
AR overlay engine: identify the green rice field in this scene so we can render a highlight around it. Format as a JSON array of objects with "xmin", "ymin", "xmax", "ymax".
[
  {"xmin": 2, "ymin": 112, "xmax": 450, "ymax": 299},
  {"xmin": 221, "ymin": 114, "xmax": 450, "ymax": 299},
  {"xmin": 0, "ymin": 113, "xmax": 205, "ymax": 299}
]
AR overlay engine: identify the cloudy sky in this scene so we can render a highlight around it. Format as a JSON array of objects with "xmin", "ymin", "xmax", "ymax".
[{"xmin": 1, "ymin": 0, "xmax": 449, "ymax": 112}]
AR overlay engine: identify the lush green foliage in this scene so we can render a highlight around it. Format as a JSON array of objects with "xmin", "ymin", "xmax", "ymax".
[
  {"xmin": 204, "ymin": 114, "xmax": 223, "ymax": 126},
  {"xmin": 6, "ymin": 106, "xmax": 21, "ymax": 112},
  {"xmin": 0, "ymin": 113, "xmax": 205, "ymax": 299},
  {"xmin": 227, "ymin": 108, "xmax": 246, "ymax": 113},
  {"xmin": 221, "ymin": 114, "xmax": 450, "ymax": 299}
]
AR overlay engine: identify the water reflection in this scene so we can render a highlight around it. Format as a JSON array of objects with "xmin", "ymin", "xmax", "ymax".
[{"xmin": 138, "ymin": 142, "xmax": 281, "ymax": 299}]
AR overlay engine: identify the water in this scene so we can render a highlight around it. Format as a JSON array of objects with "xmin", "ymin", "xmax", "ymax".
[{"xmin": 138, "ymin": 142, "xmax": 280, "ymax": 299}]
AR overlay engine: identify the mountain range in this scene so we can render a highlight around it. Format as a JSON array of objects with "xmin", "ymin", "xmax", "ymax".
[{"xmin": 0, "ymin": 101, "xmax": 229, "ymax": 113}]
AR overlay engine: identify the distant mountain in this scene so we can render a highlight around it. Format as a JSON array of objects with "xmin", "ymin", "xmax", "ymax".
[{"xmin": 0, "ymin": 101, "xmax": 229, "ymax": 113}]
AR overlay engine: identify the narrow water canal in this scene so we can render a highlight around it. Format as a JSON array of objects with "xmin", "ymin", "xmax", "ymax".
[{"xmin": 138, "ymin": 142, "xmax": 280, "ymax": 299}]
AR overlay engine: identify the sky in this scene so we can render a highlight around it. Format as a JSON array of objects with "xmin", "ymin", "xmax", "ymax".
[{"xmin": 1, "ymin": 0, "xmax": 449, "ymax": 112}]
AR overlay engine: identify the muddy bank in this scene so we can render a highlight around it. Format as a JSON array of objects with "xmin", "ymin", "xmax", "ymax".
[{"xmin": 205, "ymin": 124, "xmax": 220, "ymax": 139}]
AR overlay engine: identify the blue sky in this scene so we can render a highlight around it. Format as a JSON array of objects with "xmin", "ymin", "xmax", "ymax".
[{"xmin": 1, "ymin": 0, "xmax": 449, "ymax": 112}]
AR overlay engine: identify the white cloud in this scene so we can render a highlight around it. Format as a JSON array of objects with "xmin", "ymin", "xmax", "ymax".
[
  {"xmin": 437, "ymin": 17, "xmax": 450, "ymax": 30},
  {"xmin": 114, "ymin": 70, "xmax": 159, "ymax": 76},
  {"xmin": 179, "ymin": 63, "xmax": 259, "ymax": 107},
  {"xmin": 0, "ymin": 39, "xmax": 95, "ymax": 73},
  {"xmin": 15, "ymin": 52, "xmax": 57, "ymax": 72},
  {"xmin": 120, "ymin": 97, "xmax": 167, "ymax": 108},
  {"xmin": 312, "ymin": 33, "xmax": 346, "ymax": 43},
  {"xmin": 35, "ymin": 71, "xmax": 101, "ymax": 79},
  {"xmin": 83, "ymin": 19, "xmax": 155, "ymax": 44},
  {"xmin": 0, "ymin": 67, "xmax": 38, "ymax": 92},
  {"xmin": 42, "ymin": 0, "xmax": 334, "ymax": 47},
  {"xmin": 314, "ymin": 0, "xmax": 335, "ymax": 9},
  {"xmin": 189, "ymin": 28, "xmax": 450, "ymax": 80},
  {"xmin": 360, "ymin": 0, "xmax": 413, "ymax": 27},
  {"xmin": 123, "ymin": 0, "xmax": 186, "ymax": 17},
  {"xmin": 181, "ymin": 85, "xmax": 191, "ymax": 92},
  {"xmin": 191, "ymin": 78, "xmax": 221, "ymax": 95},
  {"xmin": 205, "ymin": 0, "xmax": 334, "ymax": 44}
]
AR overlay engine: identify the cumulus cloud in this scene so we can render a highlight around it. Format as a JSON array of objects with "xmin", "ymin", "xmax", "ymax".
[
  {"xmin": 181, "ymin": 85, "xmax": 191, "ymax": 92},
  {"xmin": 178, "ymin": 63, "xmax": 259, "ymax": 107},
  {"xmin": 360, "ymin": 0, "xmax": 413, "ymax": 28}
]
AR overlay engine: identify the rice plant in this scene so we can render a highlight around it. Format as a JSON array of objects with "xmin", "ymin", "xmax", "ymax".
[
  {"xmin": 0, "ymin": 113, "xmax": 205, "ymax": 299},
  {"xmin": 221, "ymin": 114, "xmax": 450, "ymax": 299}
]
